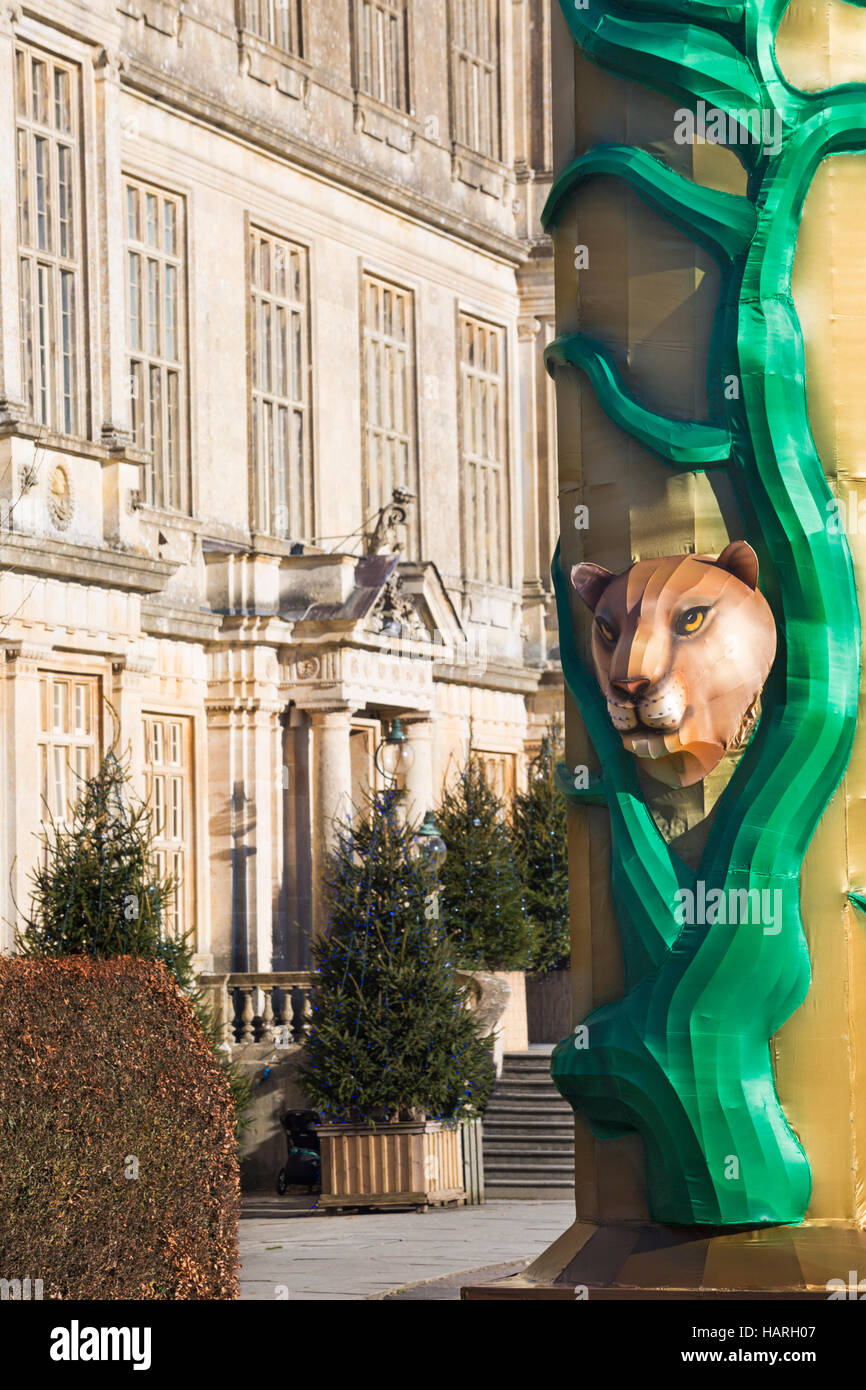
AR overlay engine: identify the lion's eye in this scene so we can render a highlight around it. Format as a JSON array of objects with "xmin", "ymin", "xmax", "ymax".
[
  {"xmin": 595, "ymin": 616, "xmax": 617, "ymax": 644},
  {"xmin": 676, "ymin": 606, "xmax": 709, "ymax": 636}
]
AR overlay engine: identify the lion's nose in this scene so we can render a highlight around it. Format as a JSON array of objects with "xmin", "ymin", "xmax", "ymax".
[{"xmin": 610, "ymin": 677, "xmax": 651, "ymax": 700}]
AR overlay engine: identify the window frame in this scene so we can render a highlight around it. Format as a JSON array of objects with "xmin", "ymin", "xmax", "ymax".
[
  {"xmin": 247, "ymin": 222, "xmax": 314, "ymax": 543},
  {"xmin": 240, "ymin": 0, "xmax": 305, "ymax": 57},
  {"xmin": 359, "ymin": 268, "xmax": 420, "ymax": 557},
  {"xmin": 37, "ymin": 672, "xmax": 101, "ymax": 829},
  {"xmin": 123, "ymin": 173, "xmax": 190, "ymax": 514},
  {"xmin": 457, "ymin": 308, "xmax": 511, "ymax": 588},
  {"xmin": 15, "ymin": 41, "xmax": 86, "ymax": 439},
  {"xmin": 351, "ymin": 0, "xmax": 413, "ymax": 115},
  {"xmin": 448, "ymin": 0, "xmax": 503, "ymax": 163},
  {"xmin": 142, "ymin": 711, "xmax": 195, "ymax": 941}
]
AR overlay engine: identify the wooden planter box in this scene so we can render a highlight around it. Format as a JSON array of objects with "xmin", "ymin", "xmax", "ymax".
[{"xmin": 318, "ymin": 1120, "xmax": 465, "ymax": 1211}]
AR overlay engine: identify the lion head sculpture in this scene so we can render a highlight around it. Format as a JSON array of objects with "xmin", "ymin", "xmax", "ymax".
[{"xmin": 571, "ymin": 542, "xmax": 777, "ymax": 789}]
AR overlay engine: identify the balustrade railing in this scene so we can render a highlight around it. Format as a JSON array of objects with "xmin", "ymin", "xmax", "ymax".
[
  {"xmin": 199, "ymin": 971, "xmax": 314, "ymax": 1048},
  {"xmin": 199, "ymin": 967, "xmax": 508, "ymax": 1061}
]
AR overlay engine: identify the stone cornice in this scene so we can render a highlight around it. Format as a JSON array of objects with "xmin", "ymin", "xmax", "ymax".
[
  {"xmin": 0, "ymin": 533, "xmax": 177, "ymax": 595},
  {"xmin": 141, "ymin": 598, "xmax": 222, "ymax": 642},
  {"xmin": 433, "ymin": 658, "xmax": 542, "ymax": 696},
  {"xmin": 121, "ymin": 59, "xmax": 529, "ymax": 268}
]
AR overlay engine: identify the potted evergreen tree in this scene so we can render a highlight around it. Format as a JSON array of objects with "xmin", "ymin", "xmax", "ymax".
[
  {"xmin": 512, "ymin": 726, "xmax": 572, "ymax": 1043},
  {"xmin": 301, "ymin": 788, "xmax": 493, "ymax": 1210},
  {"xmin": 436, "ymin": 755, "xmax": 534, "ymax": 1056}
]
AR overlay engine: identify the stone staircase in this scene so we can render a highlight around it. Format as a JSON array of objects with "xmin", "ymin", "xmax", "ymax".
[{"xmin": 482, "ymin": 1046, "xmax": 575, "ymax": 1199}]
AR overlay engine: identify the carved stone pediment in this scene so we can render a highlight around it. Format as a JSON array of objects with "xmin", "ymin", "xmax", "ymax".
[
  {"xmin": 291, "ymin": 553, "xmax": 464, "ymax": 655},
  {"xmin": 366, "ymin": 568, "xmax": 428, "ymax": 643}
]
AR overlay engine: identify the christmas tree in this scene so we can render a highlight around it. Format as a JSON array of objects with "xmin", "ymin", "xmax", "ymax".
[
  {"xmin": 19, "ymin": 746, "xmax": 184, "ymax": 972},
  {"xmin": 18, "ymin": 739, "xmax": 249, "ymax": 1125},
  {"xmin": 435, "ymin": 755, "xmax": 533, "ymax": 971},
  {"xmin": 511, "ymin": 724, "xmax": 570, "ymax": 973},
  {"xmin": 301, "ymin": 788, "xmax": 494, "ymax": 1124}
]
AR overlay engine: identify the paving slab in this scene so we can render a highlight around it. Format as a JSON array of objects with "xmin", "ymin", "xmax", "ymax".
[{"xmin": 239, "ymin": 1198, "xmax": 573, "ymax": 1301}]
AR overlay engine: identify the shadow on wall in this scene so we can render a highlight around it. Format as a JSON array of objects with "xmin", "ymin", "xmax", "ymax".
[
  {"xmin": 526, "ymin": 971, "xmax": 572, "ymax": 1044},
  {"xmin": 237, "ymin": 1046, "xmax": 313, "ymax": 1192}
]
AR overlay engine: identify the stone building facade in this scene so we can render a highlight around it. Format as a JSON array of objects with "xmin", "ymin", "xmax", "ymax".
[{"xmin": 0, "ymin": 0, "xmax": 559, "ymax": 971}]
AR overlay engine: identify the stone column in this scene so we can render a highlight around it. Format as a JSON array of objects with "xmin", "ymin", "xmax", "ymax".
[
  {"xmin": 109, "ymin": 655, "xmax": 149, "ymax": 797},
  {"xmin": 0, "ymin": 642, "xmax": 49, "ymax": 952},
  {"xmin": 94, "ymin": 46, "xmax": 143, "ymax": 549},
  {"xmin": 205, "ymin": 689, "xmax": 284, "ymax": 974},
  {"xmin": 401, "ymin": 714, "xmax": 435, "ymax": 827},
  {"xmin": 0, "ymin": 8, "xmax": 24, "ymax": 423},
  {"xmin": 517, "ymin": 314, "xmax": 548, "ymax": 665},
  {"xmin": 310, "ymin": 706, "xmax": 354, "ymax": 935},
  {"xmin": 93, "ymin": 47, "xmax": 131, "ymax": 448}
]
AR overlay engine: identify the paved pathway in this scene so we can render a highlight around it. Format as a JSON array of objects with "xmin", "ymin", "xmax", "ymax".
[{"xmin": 240, "ymin": 1198, "xmax": 573, "ymax": 1301}]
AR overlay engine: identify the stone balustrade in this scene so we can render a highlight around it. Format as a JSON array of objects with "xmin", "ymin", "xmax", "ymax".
[
  {"xmin": 199, "ymin": 967, "xmax": 510, "ymax": 1063},
  {"xmin": 199, "ymin": 971, "xmax": 314, "ymax": 1049}
]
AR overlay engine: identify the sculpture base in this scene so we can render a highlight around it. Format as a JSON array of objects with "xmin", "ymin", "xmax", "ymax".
[{"xmin": 461, "ymin": 1219, "xmax": 866, "ymax": 1299}]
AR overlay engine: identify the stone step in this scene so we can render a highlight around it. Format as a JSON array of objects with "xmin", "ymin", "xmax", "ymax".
[
  {"xmin": 485, "ymin": 1167, "xmax": 575, "ymax": 1181},
  {"xmin": 500, "ymin": 1050, "xmax": 556, "ymax": 1061},
  {"xmin": 489, "ymin": 1117, "xmax": 575, "ymax": 1128},
  {"xmin": 494, "ymin": 1068, "xmax": 557, "ymax": 1081},
  {"xmin": 485, "ymin": 1095, "xmax": 570, "ymax": 1111},
  {"xmin": 484, "ymin": 1146, "xmax": 574, "ymax": 1162},
  {"xmin": 480, "ymin": 1049, "xmax": 575, "ymax": 1195},
  {"xmin": 484, "ymin": 1183, "xmax": 574, "ymax": 1199},
  {"xmin": 485, "ymin": 1134, "xmax": 573, "ymax": 1146},
  {"xmin": 497, "ymin": 1056, "xmax": 558, "ymax": 1067},
  {"xmin": 487, "ymin": 1089, "xmax": 567, "ymax": 1102},
  {"xmin": 486, "ymin": 1107, "xmax": 567, "ymax": 1118},
  {"xmin": 487, "ymin": 1079, "xmax": 565, "ymax": 1094},
  {"xmin": 489, "ymin": 1150, "xmax": 575, "ymax": 1162}
]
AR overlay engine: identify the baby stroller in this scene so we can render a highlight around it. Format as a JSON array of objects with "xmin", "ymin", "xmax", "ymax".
[{"xmin": 276, "ymin": 1109, "xmax": 322, "ymax": 1195}]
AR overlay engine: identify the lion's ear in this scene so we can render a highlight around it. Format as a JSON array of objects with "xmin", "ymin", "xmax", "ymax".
[
  {"xmin": 571, "ymin": 562, "xmax": 615, "ymax": 611},
  {"xmin": 714, "ymin": 541, "xmax": 759, "ymax": 591}
]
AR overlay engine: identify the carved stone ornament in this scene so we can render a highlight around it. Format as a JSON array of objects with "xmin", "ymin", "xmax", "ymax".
[
  {"xmin": 363, "ymin": 488, "xmax": 415, "ymax": 557},
  {"xmin": 369, "ymin": 570, "xmax": 428, "ymax": 643},
  {"xmin": 47, "ymin": 465, "xmax": 74, "ymax": 532}
]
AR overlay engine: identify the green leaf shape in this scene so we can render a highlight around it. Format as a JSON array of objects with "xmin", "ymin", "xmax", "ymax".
[
  {"xmin": 546, "ymin": 333, "xmax": 731, "ymax": 467},
  {"xmin": 542, "ymin": 144, "xmax": 756, "ymax": 263},
  {"xmin": 554, "ymin": 763, "xmax": 608, "ymax": 806},
  {"xmin": 558, "ymin": 0, "xmax": 765, "ymax": 153}
]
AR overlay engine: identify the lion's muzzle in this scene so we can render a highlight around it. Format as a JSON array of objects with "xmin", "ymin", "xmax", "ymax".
[{"xmin": 606, "ymin": 670, "xmax": 688, "ymax": 737}]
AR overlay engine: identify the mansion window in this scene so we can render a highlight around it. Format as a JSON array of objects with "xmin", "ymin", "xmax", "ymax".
[
  {"xmin": 451, "ymin": 0, "xmax": 500, "ymax": 159},
  {"xmin": 361, "ymin": 274, "xmax": 417, "ymax": 552},
  {"xmin": 478, "ymin": 750, "xmax": 516, "ymax": 803},
  {"xmin": 249, "ymin": 227, "xmax": 312, "ymax": 541},
  {"xmin": 356, "ymin": 0, "xmax": 410, "ymax": 111},
  {"xmin": 16, "ymin": 46, "xmax": 83, "ymax": 436},
  {"xmin": 38, "ymin": 675, "xmax": 99, "ymax": 825},
  {"xmin": 460, "ymin": 313, "xmax": 509, "ymax": 585},
  {"xmin": 244, "ymin": 0, "xmax": 303, "ymax": 54},
  {"xmin": 143, "ymin": 714, "xmax": 193, "ymax": 938},
  {"xmin": 125, "ymin": 178, "xmax": 188, "ymax": 512}
]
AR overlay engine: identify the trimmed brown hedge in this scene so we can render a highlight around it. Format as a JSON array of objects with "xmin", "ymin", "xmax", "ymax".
[{"xmin": 0, "ymin": 956, "xmax": 239, "ymax": 1299}]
